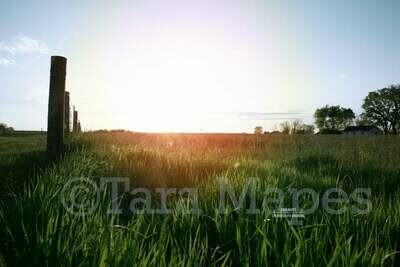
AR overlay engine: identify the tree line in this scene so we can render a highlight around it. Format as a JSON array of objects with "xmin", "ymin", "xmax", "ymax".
[
  {"xmin": 0, "ymin": 123, "xmax": 14, "ymax": 135},
  {"xmin": 256, "ymin": 84, "xmax": 400, "ymax": 134}
]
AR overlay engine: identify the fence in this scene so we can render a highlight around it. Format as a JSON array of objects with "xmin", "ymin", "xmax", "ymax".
[{"xmin": 47, "ymin": 56, "xmax": 82, "ymax": 159}]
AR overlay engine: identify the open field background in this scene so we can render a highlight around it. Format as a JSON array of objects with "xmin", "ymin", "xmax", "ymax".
[{"xmin": 0, "ymin": 133, "xmax": 399, "ymax": 266}]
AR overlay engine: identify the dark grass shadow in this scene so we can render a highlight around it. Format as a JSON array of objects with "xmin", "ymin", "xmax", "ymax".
[
  {"xmin": 0, "ymin": 150, "xmax": 48, "ymax": 198},
  {"xmin": 289, "ymin": 154, "xmax": 400, "ymax": 196}
]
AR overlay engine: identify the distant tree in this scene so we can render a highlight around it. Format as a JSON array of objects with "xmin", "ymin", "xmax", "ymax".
[
  {"xmin": 341, "ymin": 108, "xmax": 356, "ymax": 128},
  {"xmin": 355, "ymin": 115, "xmax": 369, "ymax": 126},
  {"xmin": 314, "ymin": 107, "xmax": 329, "ymax": 130},
  {"xmin": 291, "ymin": 119, "xmax": 302, "ymax": 134},
  {"xmin": 299, "ymin": 124, "xmax": 315, "ymax": 134},
  {"xmin": 280, "ymin": 121, "xmax": 291, "ymax": 134},
  {"xmin": 361, "ymin": 85, "xmax": 400, "ymax": 134},
  {"xmin": 280, "ymin": 120, "xmax": 315, "ymax": 134},
  {"xmin": 0, "ymin": 123, "xmax": 14, "ymax": 134},
  {"xmin": 314, "ymin": 105, "xmax": 355, "ymax": 131},
  {"xmin": 254, "ymin": 126, "xmax": 263, "ymax": 134}
]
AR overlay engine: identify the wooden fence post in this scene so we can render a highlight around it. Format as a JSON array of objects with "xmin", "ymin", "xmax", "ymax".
[
  {"xmin": 64, "ymin": 91, "xmax": 70, "ymax": 134},
  {"xmin": 47, "ymin": 56, "xmax": 67, "ymax": 159},
  {"xmin": 73, "ymin": 109, "xmax": 78, "ymax": 133}
]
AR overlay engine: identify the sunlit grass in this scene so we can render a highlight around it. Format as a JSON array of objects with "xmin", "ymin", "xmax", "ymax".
[{"xmin": 0, "ymin": 133, "xmax": 399, "ymax": 266}]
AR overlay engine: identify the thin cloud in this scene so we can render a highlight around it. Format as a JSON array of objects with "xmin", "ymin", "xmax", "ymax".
[
  {"xmin": 0, "ymin": 42, "xmax": 16, "ymax": 54},
  {"xmin": 0, "ymin": 35, "xmax": 49, "ymax": 66},
  {"xmin": 221, "ymin": 111, "xmax": 304, "ymax": 117},
  {"xmin": 338, "ymin": 74, "xmax": 348, "ymax": 80},
  {"xmin": 0, "ymin": 57, "xmax": 14, "ymax": 66},
  {"xmin": 13, "ymin": 35, "xmax": 49, "ymax": 54},
  {"xmin": 213, "ymin": 111, "xmax": 305, "ymax": 121}
]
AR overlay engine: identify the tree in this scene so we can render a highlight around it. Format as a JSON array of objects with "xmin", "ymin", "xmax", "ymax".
[
  {"xmin": 361, "ymin": 85, "xmax": 400, "ymax": 134},
  {"xmin": 254, "ymin": 126, "xmax": 263, "ymax": 134},
  {"xmin": 355, "ymin": 115, "xmax": 369, "ymax": 126},
  {"xmin": 279, "ymin": 121, "xmax": 291, "ymax": 134},
  {"xmin": 314, "ymin": 105, "xmax": 355, "ymax": 131},
  {"xmin": 340, "ymin": 108, "xmax": 356, "ymax": 128},
  {"xmin": 291, "ymin": 119, "xmax": 302, "ymax": 134},
  {"xmin": 279, "ymin": 120, "xmax": 315, "ymax": 134},
  {"xmin": 299, "ymin": 124, "xmax": 315, "ymax": 134},
  {"xmin": 0, "ymin": 123, "xmax": 6, "ymax": 132},
  {"xmin": 0, "ymin": 123, "xmax": 14, "ymax": 134}
]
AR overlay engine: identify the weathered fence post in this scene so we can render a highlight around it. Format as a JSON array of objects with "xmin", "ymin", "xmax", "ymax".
[
  {"xmin": 47, "ymin": 56, "xmax": 67, "ymax": 159},
  {"xmin": 73, "ymin": 109, "xmax": 78, "ymax": 133},
  {"xmin": 64, "ymin": 91, "xmax": 70, "ymax": 134}
]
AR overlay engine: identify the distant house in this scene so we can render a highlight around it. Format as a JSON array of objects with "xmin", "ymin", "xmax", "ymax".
[{"xmin": 343, "ymin": 126, "xmax": 383, "ymax": 135}]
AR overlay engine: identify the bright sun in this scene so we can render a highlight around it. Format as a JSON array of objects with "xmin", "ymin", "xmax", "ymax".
[{"xmin": 69, "ymin": 1, "xmax": 302, "ymax": 133}]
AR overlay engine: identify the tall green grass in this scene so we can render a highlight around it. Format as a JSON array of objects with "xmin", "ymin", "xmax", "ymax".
[{"xmin": 0, "ymin": 133, "xmax": 399, "ymax": 266}]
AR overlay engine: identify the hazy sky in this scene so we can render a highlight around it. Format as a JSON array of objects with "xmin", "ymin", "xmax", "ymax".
[{"xmin": 1, "ymin": 0, "xmax": 399, "ymax": 132}]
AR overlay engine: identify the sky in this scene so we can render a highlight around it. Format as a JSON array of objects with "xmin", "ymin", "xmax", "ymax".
[{"xmin": 0, "ymin": 0, "xmax": 399, "ymax": 132}]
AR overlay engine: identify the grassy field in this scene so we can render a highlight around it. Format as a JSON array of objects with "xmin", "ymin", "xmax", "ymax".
[{"xmin": 0, "ymin": 133, "xmax": 399, "ymax": 266}]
